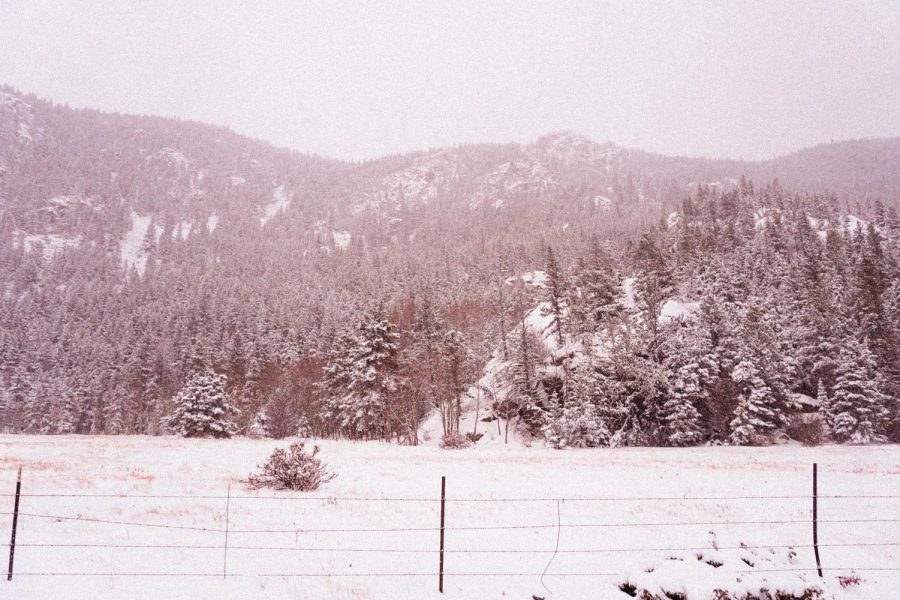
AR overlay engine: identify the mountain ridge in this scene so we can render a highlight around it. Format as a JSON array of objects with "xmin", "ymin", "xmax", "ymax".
[
  {"xmin": 1, "ymin": 85, "xmax": 899, "ymax": 443},
  {"xmin": 4, "ymin": 84, "xmax": 899, "ymax": 176}
]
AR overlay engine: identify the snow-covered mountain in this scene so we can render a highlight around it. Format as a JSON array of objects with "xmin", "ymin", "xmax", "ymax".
[{"xmin": 1, "ymin": 84, "xmax": 899, "ymax": 442}]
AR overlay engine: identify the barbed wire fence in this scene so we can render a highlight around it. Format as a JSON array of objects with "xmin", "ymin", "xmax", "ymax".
[{"xmin": 2, "ymin": 463, "xmax": 899, "ymax": 592}]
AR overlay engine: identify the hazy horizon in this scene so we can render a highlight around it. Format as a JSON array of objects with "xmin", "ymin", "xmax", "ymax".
[
  {"xmin": 1, "ymin": 1, "xmax": 899, "ymax": 161},
  {"xmin": 6, "ymin": 81, "xmax": 900, "ymax": 164}
]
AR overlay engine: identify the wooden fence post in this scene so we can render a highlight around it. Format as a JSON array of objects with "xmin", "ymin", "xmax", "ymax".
[
  {"xmin": 813, "ymin": 463, "xmax": 823, "ymax": 577},
  {"xmin": 439, "ymin": 475, "xmax": 446, "ymax": 593},
  {"xmin": 223, "ymin": 482, "xmax": 231, "ymax": 579},
  {"xmin": 7, "ymin": 466, "xmax": 22, "ymax": 581}
]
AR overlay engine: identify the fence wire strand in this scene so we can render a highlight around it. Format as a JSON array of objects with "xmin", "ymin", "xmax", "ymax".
[
  {"xmin": 4, "ymin": 510, "xmax": 900, "ymax": 534},
  {"xmin": 3, "ymin": 492, "xmax": 899, "ymax": 501},
  {"xmin": 2, "ymin": 476, "xmax": 897, "ymax": 585},
  {"xmin": 7, "ymin": 541, "xmax": 900, "ymax": 553}
]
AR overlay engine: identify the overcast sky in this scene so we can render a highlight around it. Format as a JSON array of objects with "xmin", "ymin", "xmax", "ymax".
[{"xmin": 1, "ymin": 1, "xmax": 898, "ymax": 161}]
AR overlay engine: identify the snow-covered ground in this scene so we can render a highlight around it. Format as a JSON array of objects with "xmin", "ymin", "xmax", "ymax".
[
  {"xmin": 1, "ymin": 436, "xmax": 897, "ymax": 599},
  {"xmin": 120, "ymin": 212, "xmax": 152, "ymax": 275},
  {"xmin": 14, "ymin": 231, "xmax": 83, "ymax": 261},
  {"xmin": 332, "ymin": 230, "xmax": 352, "ymax": 250},
  {"xmin": 260, "ymin": 185, "xmax": 291, "ymax": 226}
]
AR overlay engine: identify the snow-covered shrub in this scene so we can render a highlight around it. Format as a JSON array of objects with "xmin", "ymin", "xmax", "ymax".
[
  {"xmin": 245, "ymin": 442, "xmax": 336, "ymax": 491},
  {"xmin": 785, "ymin": 413, "xmax": 823, "ymax": 446},
  {"xmin": 166, "ymin": 372, "xmax": 238, "ymax": 438},
  {"xmin": 440, "ymin": 432, "xmax": 472, "ymax": 449}
]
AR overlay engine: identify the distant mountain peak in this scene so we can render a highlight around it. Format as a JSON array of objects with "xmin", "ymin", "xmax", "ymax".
[{"xmin": 530, "ymin": 130, "xmax": 619, "ymax": 169}]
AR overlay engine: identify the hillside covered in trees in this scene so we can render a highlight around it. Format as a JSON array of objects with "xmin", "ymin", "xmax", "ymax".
[{"xmin": 1, "ymin": 86, "xmax": 898, "ymax": 446}]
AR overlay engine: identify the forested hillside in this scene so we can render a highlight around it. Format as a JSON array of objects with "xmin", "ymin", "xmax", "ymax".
[{"xmin": 1, "ymin": 86, "xmax": 898, "ymax": 445}]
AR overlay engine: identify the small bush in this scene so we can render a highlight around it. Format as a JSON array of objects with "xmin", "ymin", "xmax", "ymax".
[
  {"xmin": 440, "ymin": 432, "xmax": 472, "ymax": 449},
  {"xmin": 245, "ymin": 442, "xmax": 336, "ymax": 491},
  {"xmin": 786, "ymin": 414, "xmax": 824, "ymax": 446},
  {"xmin": 838, "ymin": 575, "xmax": 861, "ymax": 588}
]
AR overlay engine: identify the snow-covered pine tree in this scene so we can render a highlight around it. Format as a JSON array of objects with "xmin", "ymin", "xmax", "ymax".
[
  {"xmin": 543, "ymin": 245, "xmax": 567, "ymax": 345},
  {"xmin": 720, "ymin": 302, "xmax": 797, "ymax": 445},
  {"xmin": 606, "ymin": 333, "xmax": 671, "ymax": 446},
  {"xmin": 248, "ymin": 408, "xmax": 271, "ymax": 438},
  {"xmin": 319, "ymin": 310, "xmax": 400, "ymax": 440},
  {"xmin": 570, "ymin": 245, "xmax": 622, "ymax": 337},
  {"xmin": 48, "ymin": 381, "xmax": 78, "ymax": 434},
  {"xmin": 104, "ymin": 384, "xmax": 130, "ymax": 435},
  {"xmin": 816, "ymin": 379, "xmax": 829, "ymax": 409},
  {"xmin": 318, "ymin": 332, "xmax": 356, "ymax": 437},
  {"xmin": 633, "ymin": 233, "xmax": 674, "ymax": 334},
  {"xmin": 541, "ymin": 359, "xmax": 610, "ymax": 448},
  {"xmin": 296, "ymin": 415, "xmax": 312, "ymax": 438},
  {"xmin": 166, "ymin": 372, "xmax": 238, "ymax": 438},
  {"xmin": 728, "ymin": 356, "xmax": 785, "ymax": 445},
  {"xmin": 497, "ymin": 317, "xmax": 547, "ymax": 443},
  {"xmin": 660, "ymin": 362, "xmax": 706, "ymax": 446},
  {"xmin": 659, "ymin": 322, "xmax": 716, "ymax": 446},
  {"xmin": 24, "ymin": 378, "xmax": 50, "ymax": 433},
  {"xmin": 822, "ymin": 338, "xmax": 892, "ymax": 444}
]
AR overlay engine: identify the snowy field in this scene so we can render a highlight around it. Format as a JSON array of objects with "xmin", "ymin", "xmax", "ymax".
[{"xmin": 1, "ymin": 436, "xmax": 898, "ymax": 599}]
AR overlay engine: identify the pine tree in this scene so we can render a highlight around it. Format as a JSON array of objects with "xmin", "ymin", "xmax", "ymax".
[
  {"xmin": 729, "ymin": 356, "xmax": 785, "ymax": 444},
  {"xmin": 633, "ymin": 234, "xmax": 674, "ymax": 334},
  {"xmin": 48, "ymin": 382, "xmax": 78, "ymax": 434},
  {"xmin": 661, "ymin": 362, "xmax": 705, "ymax": 446},
  {"xmin": 822, "ymin": 339, "xmax": 891, "ymax": 444},
  {"xmin": 24, "ymin": 379, "xmax": 50, "ymax": 433},
  {"xmin": 816, "ymin": 379, "xmax": 829, "ymax": 410},
  {"xmin": 498, "ymin": 317, "xmax": 547, "ymax": 443},
  {"xmin": 104, "ymin": 385, "xmax": 130, "ymax": 435},
  {"xmin": 606, "ymin": 329, "xmax": 671, "ymax": 446},
  {"xmin": 319, "ymin": 311, "xmax": 400, "ymax": 440},
  {"xmin": 166, "ymin": 372, "xmax": 238, "ymax": 438},
  {"xmin": 248, "ymin": 408, "xmax": 271, "ymax": 438},
  {"xmin": 543, "ymin": 245, "xmax": 567, "ymax": 345},
  {"xmin": 542, "ymin": 360, "xmax": 610, "ymax": 448},
  {"xmin": 571, "ymin": 247, "xmax": 622, "ymax": 336}
]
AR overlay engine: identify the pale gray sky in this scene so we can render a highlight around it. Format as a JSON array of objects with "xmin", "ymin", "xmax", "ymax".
[{"xmin": 1, "ymin": 0, "xmax": 898, "ymax": 161}]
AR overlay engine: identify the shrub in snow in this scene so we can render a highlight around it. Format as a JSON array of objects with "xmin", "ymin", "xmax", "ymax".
[
  {"xmin": 166, "ymin": 372, "xmax": 238, "ymax": 438},
  {"xmin": 440, "ymin": 432, "xmax": 472, "ymax": 449},
  {"xmin": 785, "ymin": 413, "xmax": 823, "ymax": 446},
  {"xmin": 245, "ymin": 442, "xmax": 336, "ymax": 491}
]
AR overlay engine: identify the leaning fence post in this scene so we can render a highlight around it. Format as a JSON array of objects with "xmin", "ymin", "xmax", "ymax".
[
  {"xmin": 7, "ymin": 466, "xmax": 22, "ymax": 581},
  {"xmin": 813, "ymin": 463, "xmax": 823, "ymax": 577},
  {"xmin": 439, "ymin": 475, "xmax": 446, "ymax": 593}
]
